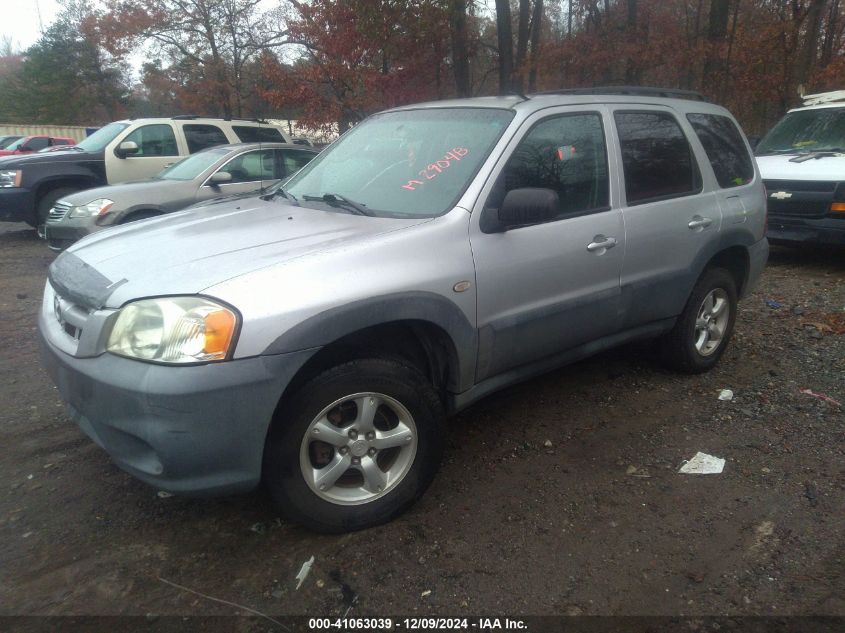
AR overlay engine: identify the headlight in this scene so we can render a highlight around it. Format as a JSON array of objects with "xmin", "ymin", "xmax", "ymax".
[
  {"xmin": 107, "ymin": 296, "xmax": 238, "ymax": 363},
  {"xmin": 69, "ymin": 198, "xmax": 114, "ymax": 218},
  {"xmin": 0, "ymin": 170, "xmax": 22, "ymax": 188}
]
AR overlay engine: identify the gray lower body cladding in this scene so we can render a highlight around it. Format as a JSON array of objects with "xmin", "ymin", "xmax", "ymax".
[{"xmin": 38, "ymin": 324, "xmax": 316, "ymax": 495}]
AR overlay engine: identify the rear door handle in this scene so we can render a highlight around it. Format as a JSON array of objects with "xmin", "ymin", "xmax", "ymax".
[
  {"xmin": 586, "ymin": 235, "xmax": 618, "ymax": 253},
  {"xmin": 688, "ymin": 215, "xmax": 713, "ymax": 231}
]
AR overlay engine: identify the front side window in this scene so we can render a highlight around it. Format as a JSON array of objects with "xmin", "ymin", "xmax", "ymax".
[
  {"xmin": 687, "ymin": 113, "xmax": 754, "ymax": 188},
  {"xmin": 216, "ymin": 150, "xmax": 275, "ymax": 183},
  {"xmin": 485, "ymin": 112, "xmax": 609, "ymax": 219},
  {"xmin": 285, "ymin": 108, "xmax": 514, "ymax": 217},
  {"xmin": 158, "ymin": 147, "xmax": 230, "ymax": 181},
  {"xmin": 123, "ymin": 124, "xmax": 178, "ymax": 156},
  {"xmin": 756, "ymin": 107, "xmax": 845, "ymax": 155},
  {"xmin": 184, "ymin": 124, "xmax": 229, "ymax": 153},
  {"xmin": 615, "ymin": 111, "xmax": 700, "ymax": 204},
  {"xmin": 25, "ymin": 137, "xmax": 49, "ymax": 151}
]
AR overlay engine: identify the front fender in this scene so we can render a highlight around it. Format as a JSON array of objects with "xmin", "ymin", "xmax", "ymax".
[{"xmin": 261, "ymin": 291, "xmax": 477, "ymax": 392}]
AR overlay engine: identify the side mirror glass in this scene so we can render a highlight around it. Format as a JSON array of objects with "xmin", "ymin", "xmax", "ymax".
[
  {"xmin": 116, "ymin": 140, "xmax": 139, "ymax": 158},
  {"xmin": 494, "ymin": 187, "xmax": 560, "ymax": 231}
]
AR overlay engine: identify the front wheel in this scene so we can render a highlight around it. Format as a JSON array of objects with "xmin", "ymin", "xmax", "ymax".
[
  {"xmin": 659, "ymin": 267, "xmax": 738, "ymax": 373},
  {"xmin": 264, "ymin": 358, "xmax": 445, "ymax": 532}
]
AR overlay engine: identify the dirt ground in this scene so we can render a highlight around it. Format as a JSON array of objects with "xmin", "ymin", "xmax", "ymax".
[{"xmin": 1, "ymin": 221, "xmax": 844, "ymax": 621}]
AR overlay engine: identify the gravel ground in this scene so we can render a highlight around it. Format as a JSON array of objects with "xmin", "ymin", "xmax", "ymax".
[{"xmin": 0, "ymin": 221, "xmax": 843, "ymax": 620}]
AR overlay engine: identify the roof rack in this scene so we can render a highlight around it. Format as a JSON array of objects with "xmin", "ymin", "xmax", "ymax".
[
  {"xmin": 169, "ymin": 115, "xmax": 270, "ymax": 124},
  {"xmin": 534, "ymin": 86, "xmax": 708, "ymax": 102},
  {"xmin": 801, "ymin": 90, "xmax": 845, "ymax": 106}
]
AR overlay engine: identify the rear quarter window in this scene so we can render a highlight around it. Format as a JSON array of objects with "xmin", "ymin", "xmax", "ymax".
[
  {"xmin": 232, "ymin": 126, "xmax": 284, "ymax": 143},
  {"xmin": 687, "ymin": 113, "xmax": 754, "ymax": 188}
]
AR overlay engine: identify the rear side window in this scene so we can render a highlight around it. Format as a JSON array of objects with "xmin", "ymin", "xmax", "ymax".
[
  {"xmin": 615, "ymin": 111, "xmax": 700, "ymax": 204},
  {"xmin": 686, "ymin": 113, "xmax": 754, "ymax": 188},
  {"xmin": 486, "ymin": 112, "xmax": 610, "ymax": 219},
  {"xmin": 232, "ymin": 126, "xmax": 284, "ymax": 143},
  {"xmin": 184, "ymin": 124, "xmax": 229, "ymax": 153}
]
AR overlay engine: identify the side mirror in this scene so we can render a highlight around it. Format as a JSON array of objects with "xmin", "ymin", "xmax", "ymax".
[
  {"xmin": 494, "ymin": 188, "xmax": 560, "ymax": 231},
  {"xmin": 116, "ymin": 140, "xmax": 139, "ymax": 158},
  {"xmin": 208, "ymin": 171, "xmax": 232, "ymax": 186},
  {"xmin": 19, "ymin": 144, "xmax": 33, "ymax": 153}
]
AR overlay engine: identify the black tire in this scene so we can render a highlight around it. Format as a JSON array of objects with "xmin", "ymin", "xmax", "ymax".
[
  {"xmin": 34, "ymin": 187, "xmax": 77, "ymax": 228},
  {"xmin": 263, "ymin": 358, "xmax": 445, "ymax": 533},
  {"xmin": 659, "ymin": 267, "xmax": 738, "ymax": 374}
]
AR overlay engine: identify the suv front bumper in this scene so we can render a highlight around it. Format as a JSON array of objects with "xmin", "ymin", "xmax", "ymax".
[
  {"xmin": 38, "ymin": 318, "xmax": 315, "ymax": 496},
  {"xmin": 767, "ymin": 215, "xmax": 845, "ymax": 246},
  {"xmin": 0, "ymin": 188, "xmax": 35, "ymax": 224}
]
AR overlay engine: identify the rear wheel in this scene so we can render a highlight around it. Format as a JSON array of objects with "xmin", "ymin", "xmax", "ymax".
[
  {"xmin": 263, "ymin": 358, "xmax": 445, "ymax": 533},
  {"xmin": 659, "ymin": 267, "xmax": 737, "ymax": 373}
]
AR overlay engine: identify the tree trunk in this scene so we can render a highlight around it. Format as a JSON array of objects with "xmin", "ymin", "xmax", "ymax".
[
  {"xmin": 450, "ymin": 0, "xmax": 471, "ymax": 97},
  {"xmin": 495, "ymin": 0, "xmax": 514, "ymax": 94},
  {"xmin": 702, "ymin": 0, "xmax": 730, "ymax": 92},
  {"xmin": 795, "ymin": 0, "xmax": 826, "ymax": 90},
  {"xmin": 624, "ymin": 0, "xmax": 639, "ymax": 83},
  {"xmin": 528, "ymin": 0, "xmax": 543, "ymax": 91},
  {"xmin": 514, "ymin": 0, "xmax": 531, "ymax": 91}
]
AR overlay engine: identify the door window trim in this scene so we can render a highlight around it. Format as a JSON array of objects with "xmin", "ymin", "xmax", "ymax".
[
  {"xmin": 477, "ymin": 108, "xmax": 614, "ymax": 233},
  {"xmin": 613, "ymin": 108, "xmax": 703, "ymax": 207}
]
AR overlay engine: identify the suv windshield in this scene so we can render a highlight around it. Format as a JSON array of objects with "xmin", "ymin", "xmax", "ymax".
[
  {"xmin": 75, "ymin": 122, "xmax": 131, "ymax": 152},
  {"xmin": 756, "ymin": 107, "xmax": 845, "ymax": 155},
  {"xmin": 158, "ymin": 147, "xmax": 230, "ymax": 180},
  {"xmin": 285, "ymin": 108, "xmax": 514, "ymax": 217}
]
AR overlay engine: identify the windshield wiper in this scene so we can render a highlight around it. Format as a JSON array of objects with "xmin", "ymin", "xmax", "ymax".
[
  {"xmin": 790, "ymin": 148, "xmax": 845, "ymax": 163},
  {"xmin": 301, "ymin": 193, "xmax": 374, "ymax": 216}
]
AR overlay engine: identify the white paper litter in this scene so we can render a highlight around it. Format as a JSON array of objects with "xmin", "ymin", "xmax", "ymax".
[
  {"xmin": 295, "ymin": 556, "xmax": 314, "ymax": 590},
  {"xmin": 718, "ymin": 389, "xmax": 734, "ymax": 401},
  {"xmin": 679, "ymin": 452, "xmax": 725, "ymax": 474}
]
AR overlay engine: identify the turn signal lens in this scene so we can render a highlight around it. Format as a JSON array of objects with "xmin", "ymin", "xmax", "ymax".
[{"xmin": 831, "ymin": 202, "xmax": 845, "ymax": 213}]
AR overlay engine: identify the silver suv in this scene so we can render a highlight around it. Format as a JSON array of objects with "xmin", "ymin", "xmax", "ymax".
[{"xmin": 38, "ymin": 88, "xmax": 768, "ymax": 532}]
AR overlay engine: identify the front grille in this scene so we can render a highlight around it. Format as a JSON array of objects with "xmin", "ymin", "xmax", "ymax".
[
  {"xmin": 48, "ymin": 200, "xmax": 72, "ymax": 222},
  {"xmin": 53, "ymin": 291, "xmax": 89, "ymax": 344},
  {"xmin": 763, "ymin": 179, "xmax": 836, "ymax": 218}
]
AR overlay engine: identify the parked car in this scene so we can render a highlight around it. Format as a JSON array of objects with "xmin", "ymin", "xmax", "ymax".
[
  {"xmin": 44, "ymin": 142, "xmax": 318, "ymax": 250},
  {"xmin": 0, "ymin": 135, "xmax": 75, "ymax": 156},
  {"xmin": 39, "ymin": 88, "xmax": 768, "ymax": 532},
  {"xmin": 0, "ymin": 135, "xmax": 22, "ymax": 149},
  {"xmin": 755, "ymin": 90, "xmax": 845, "ymax": 245},
  {"xmin": 0, "ymin": 117, "xmax": 290, "ymax": 228}
]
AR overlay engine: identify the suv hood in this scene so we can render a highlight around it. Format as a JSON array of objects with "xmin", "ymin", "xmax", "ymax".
[
  {"xmin": 756, "ymin": 154, "xmax": 845, "ymax": 180},
  {"xmin": 49, "ymin": 197, "xmax": 430, "ymax": 309},
  {"xmin": 0, "ymin": 149, "xmax": 102, "ymax": 169}
]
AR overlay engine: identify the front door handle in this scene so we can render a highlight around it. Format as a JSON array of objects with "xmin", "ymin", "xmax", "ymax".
[
  {"xmin": 688, "ymin": 215, "xmax": 713, "ymax": 231},
  {"xmin": 586, "ymin": 235, "xmax": 618, "ymax": 253}
]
